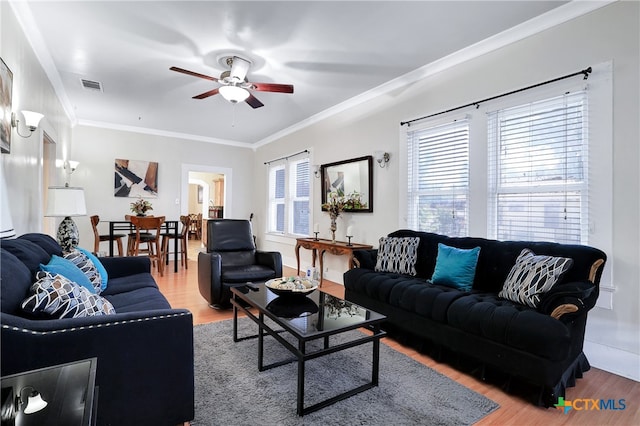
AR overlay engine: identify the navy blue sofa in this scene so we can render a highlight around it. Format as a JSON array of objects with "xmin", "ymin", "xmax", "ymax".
[
  {"xmin": 344, "ymin": 230, "xmax": 606, "ymax": 406},
  {"xmin": 1, "ymin": 233, "xmax": 194, "ymax": 425}
]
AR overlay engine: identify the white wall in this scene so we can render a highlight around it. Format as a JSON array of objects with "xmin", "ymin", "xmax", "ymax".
[
  {"xmin": 255, "ymin": 2, "xmax": 639, "ymax": 380},
  {"xmin": 1, "ymin": 2, "xmax": 72, "ymax": 235},
  {"xmin": 69, "ymin": 125, "xmax": 253, "ymax": 254}
]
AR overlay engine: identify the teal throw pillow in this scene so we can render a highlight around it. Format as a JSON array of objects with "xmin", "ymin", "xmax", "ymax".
[
  {"xmin": 40, "ymin": 255, "xmax": 96, "ymax": 294},
  {"xmin": 430, "ymin": 243, "xmax": 480, "ymax": 291},
  {"xmin": 77, "ymin": 247, "xmax": 109, "ymax": 291}
]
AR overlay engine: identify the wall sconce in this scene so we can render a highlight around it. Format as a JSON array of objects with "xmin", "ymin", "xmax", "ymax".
[
  {"xmin": 11, "ymin": 110, "xmax": 44, "ymax": 138},
  {"xmin": 15, "ymin": 386, "xmax": 48, "ymax": 414},
  {"xmin": 64, "ymin": 160, "xmax": 80, "ymax": 185},
  {"xmin": 313, "ymin": 164, "xmax": 320, "ymax": 178},
  {"xmin": 374, "ymin": 151, "xmax": 390, "ymax": 168}
]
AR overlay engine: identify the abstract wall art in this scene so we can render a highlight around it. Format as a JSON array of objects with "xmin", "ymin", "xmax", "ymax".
[
  {"xmin": 114, "ymin": 158, "xmax": 158, "ymax": 198},
  {"xmin": 0, "ymin": 58, "xmax": 13, "ymax": 154}
]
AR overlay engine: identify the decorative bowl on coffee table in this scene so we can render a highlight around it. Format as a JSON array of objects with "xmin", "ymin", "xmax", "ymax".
[{"xmin": 265, "ymin": 277, "xmax": 318, "ymax": 297}]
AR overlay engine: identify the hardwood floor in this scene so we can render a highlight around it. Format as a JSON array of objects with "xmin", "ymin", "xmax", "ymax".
[{"xmin": 155, "ymin": 241, "xmax": 640, "ymax": 425}]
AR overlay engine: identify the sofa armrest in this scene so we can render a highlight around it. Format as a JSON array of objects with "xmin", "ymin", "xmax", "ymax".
[
  {"xmin": 353, "ymin": 249, "xmax": 378, "ymax": 270},
  {"xmin": 256, "ymin": 250, "xmax": 283, "ymax": 277},
  {"xmin": 1, "ymin": 309, "xmax": 194, "ymax": 425},
  {"xmin": 538, "ymin": 281, "xmax": 596, "ymax": 321},
  {"xmin": 98, "ymin": 256, "xmax": 151, "ymax": 278}
]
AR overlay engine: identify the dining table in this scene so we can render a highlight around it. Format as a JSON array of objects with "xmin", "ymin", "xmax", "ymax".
[{"xmin": 107, "ymin": 219, "xmax": 181, "ymax": 273}]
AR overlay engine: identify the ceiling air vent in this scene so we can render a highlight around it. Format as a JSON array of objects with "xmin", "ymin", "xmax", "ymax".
[{"xmin": 81, "ymin": 79, "xmax": 103, "ymax": 92}]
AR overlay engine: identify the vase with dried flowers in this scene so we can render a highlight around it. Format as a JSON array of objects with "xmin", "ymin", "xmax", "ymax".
[
  {"xmin": 130, "ymin": 197, "xmax": 153, "ymax": 216},
  {"xmin": 321, "ymin": 190, "xmax": 366, "ymax": 243}
]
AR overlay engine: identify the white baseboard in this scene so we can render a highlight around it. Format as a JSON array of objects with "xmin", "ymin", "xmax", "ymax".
[{"xmin": 583, "ymin": 340, "xmax": 640, "ymax": 382}]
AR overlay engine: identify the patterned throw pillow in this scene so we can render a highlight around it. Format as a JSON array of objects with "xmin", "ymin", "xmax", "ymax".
[
  {"xmin": 374, "ymin": 237, "xmax": 420, "ymax": 275},
  {"xmin": 64, "ymin": 249, "xmax": 103, "ymax": 294},
  {"xmin": 499, "ymin": 249, "xmax": 574, "ymax": 308},
  {"xmin": 21, "ymin": 271, "xmax": 116, "ymax": 319}
]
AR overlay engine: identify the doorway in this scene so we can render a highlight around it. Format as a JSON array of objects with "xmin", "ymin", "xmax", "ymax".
[{"xmin": 181, "ymin": 164, "xmax": 232, "ymax": 246}]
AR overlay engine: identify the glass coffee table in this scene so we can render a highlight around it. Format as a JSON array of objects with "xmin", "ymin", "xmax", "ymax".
[{"xmin": 231, "ymin": 283, "xmax": 386, "ymax": 416}]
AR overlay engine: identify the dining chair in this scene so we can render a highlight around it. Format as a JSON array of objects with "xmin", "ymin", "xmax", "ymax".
[
  {"xmin": 125, "ymin": 214, "xmax": 152, "ymax": 256},
  {"xmin": 90, "ymin": 215, "xmax": 125, "ymax": 256},
  {"xmin": 188, "ymin": 214, "xmax": 200, "ymax": 240},
  {"xmin": 161, "ymin": 214, "xmax": 191, "ymax": 269},
  {"xmin": 129, "ymin": 215, "xmax": 166, "ymax": 276}
]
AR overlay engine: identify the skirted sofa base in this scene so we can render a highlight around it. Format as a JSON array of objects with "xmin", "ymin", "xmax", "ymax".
[{"xmin": 344, "ymin": 230, "xmax": 606, "ymax": 406}]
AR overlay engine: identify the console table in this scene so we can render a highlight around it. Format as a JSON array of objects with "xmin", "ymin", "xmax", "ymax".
[{"xmin": 295, "ymin": 238, "xmax": 373, "ymax": 286}]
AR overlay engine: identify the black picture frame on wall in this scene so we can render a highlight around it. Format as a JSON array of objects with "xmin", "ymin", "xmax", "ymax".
[
  {"xmin": 321, "ymin": 155, "xmax": 373, "ymax": 213},
  {"xmin": 0, "ymin": 57, "xmax": 13, "ymax": 154}
]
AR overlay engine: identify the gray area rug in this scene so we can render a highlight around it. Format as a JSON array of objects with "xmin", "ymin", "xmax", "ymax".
[{"xmin": 192, "ymin": 318, "xmax": 499, "ymax": 425}]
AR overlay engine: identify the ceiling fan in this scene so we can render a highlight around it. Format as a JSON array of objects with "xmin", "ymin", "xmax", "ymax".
[{"xmin": 170, "ymin": 56, "xmax": 294, "ymax": 109}]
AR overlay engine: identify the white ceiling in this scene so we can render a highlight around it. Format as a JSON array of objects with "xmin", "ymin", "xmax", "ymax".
[{"xmin": 13, "ymin": 1, "xmax": 580, "ymax": 147}]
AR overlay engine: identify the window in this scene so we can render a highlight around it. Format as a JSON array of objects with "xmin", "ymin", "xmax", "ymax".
[
  {"xmin": 268, "ymin": 157, "xmax": 310, "ymax": 236},
  {"xmin": 488, "ymin": 91, "xmax": 588, "ymax": 244},
  {"xmin": 406, "ymin": 118, "xmax": 469, "ymax": 237}
]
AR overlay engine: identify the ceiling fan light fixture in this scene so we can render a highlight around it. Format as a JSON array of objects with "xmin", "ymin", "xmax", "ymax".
[{"xmin": 219, "ymin": 85, "xmax": 250, "ymax": 104}]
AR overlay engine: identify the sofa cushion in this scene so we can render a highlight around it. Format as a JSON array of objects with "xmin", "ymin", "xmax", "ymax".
[
  {"xmin": 374, "ymin": 237, "xmax": 420, "ymax": 275},
  {"xmin": 0, "ymin": 238, "xmax": 50, "ymax": 276},
  {"xmin": 447, "ymin": 293, "xmax": 571, "ymax": 361},
  {"xmin": 21, "ymin": 271, "xmax": 116, "ymax": 319},
  {"xmin": 499, "ymin": 249, "xmax": 573, "ymax": 308},
  {"xmin": 221, "ymin": 264, "xmax": 276, "ymax": 283},
  {"xmin": 104, "ymin": 285, "xmax": 171, "ymax": 312},
  {"xmin": 431, "ymin": 243, "xmax": 480, "ymax": 291},
  {"xmin": 19, "ymin": 233, "xmax": 63, "ymax": 257},
  {"xmin": 0, "ymin": 249, "xmax": 34, "ymax": 315},
  {"xmin": 40, "ymin": 255, "xmax": 96, "ymax": 294},
  {"xmin": 343, "ymin": 268, "xmax": 464, "ymax": 323},
  {"xmin": 64, "ymin": 249, "xmax": 103, "ymax": 294}
]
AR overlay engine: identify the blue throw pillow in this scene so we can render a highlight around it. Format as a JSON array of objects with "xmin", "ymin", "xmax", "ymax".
[
  {"xmin": 77, "ymin": 247, "xmax": 109, "ymax": 291},
  {"xmin": 40, "ymin": 255, "xmax": 96, "ymax": 294},
  {"xmin": 430, "ymin": 243, "xmax": 480, "ymax": 291}
]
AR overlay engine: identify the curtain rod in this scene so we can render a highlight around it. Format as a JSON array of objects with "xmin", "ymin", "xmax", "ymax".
[
  {"xmin": 400, "ymin": 66, "xmax": 592, "ymax": 127},
  {"xmin": 264, "ymin": 149, "xmax": 309, "ymax": 165}
]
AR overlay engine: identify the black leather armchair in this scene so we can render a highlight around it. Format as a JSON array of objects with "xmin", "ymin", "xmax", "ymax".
[{"xmin": 198, "ymin": 219, "xmax": 282, "ymax": 308}]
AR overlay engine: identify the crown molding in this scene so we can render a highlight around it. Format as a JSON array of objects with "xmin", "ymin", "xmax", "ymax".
[{"xmin": 76, "ymin": 119, "xmax": 253, "ymax": 149}]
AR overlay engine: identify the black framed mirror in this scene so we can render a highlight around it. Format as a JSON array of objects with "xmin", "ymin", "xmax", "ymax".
[{"xmin": 321, "ymin": 155, "xmax": 373, "ymax": 213}]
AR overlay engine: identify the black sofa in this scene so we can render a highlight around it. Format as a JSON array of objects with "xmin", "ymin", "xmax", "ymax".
[
  {"xmin": 1, "ymin": 233, "xmax": 194, "ymax": 425},
  {"xmin": 344, "ymin": 230, "xmax": 606, "ymax": 406}
]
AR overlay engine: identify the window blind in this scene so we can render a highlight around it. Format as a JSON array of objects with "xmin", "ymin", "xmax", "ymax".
[
  {"xmin": 407, "ymin": 118, "xmax": 469, "ymax": 236},
  {"xmin": 488, "ymin": 90, "xmax": 589, "ymax": 244},
  {"xmin": 267, "ymin": 156, "xmax": 310, "ymax": 236},
  {"xmin": 268, "ymin": 164, "xmax": 286, "ymax": 233},
  {"xmin": 290, "ymin": 159, "xmax": 310, "ymax": 235}
]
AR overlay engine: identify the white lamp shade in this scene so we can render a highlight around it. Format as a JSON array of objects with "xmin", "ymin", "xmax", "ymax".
[
  {"xmin": 24, "ymin": 392, "xmax": 48, "ymax": 414},
  {"xmin": 219, "ymin": 85, "xmax": 250, "ymax": 103},
  {"xmin": 0, "ymin": 168, "xmax": 15, "ymax": 239},
  {"xmin": 45, "ymin": 186, "xmax": 87, "ymax": 217},
  {"xmin": 21, "ymin": 110, "xmax": 44, "ymax": 130}
]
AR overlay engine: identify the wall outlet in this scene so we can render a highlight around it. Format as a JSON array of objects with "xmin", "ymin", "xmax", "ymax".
[{"xmin": 175, "ymin": 198, "xmax": 179, "ymax": 205}]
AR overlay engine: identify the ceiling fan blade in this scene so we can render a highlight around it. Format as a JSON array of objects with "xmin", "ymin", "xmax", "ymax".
[
  {"xmin": 170, "ymin": 66, "xmax": 218, "ymax": 82},
  {"xmin": 245, "ymin": 94, "xmax": 264, "ymax": 109},
  {"xmin": 251, "ymin": 83, "xmax": 294, "ymax": 93},
  {"xmin": 193, "ymin": 88, "xmax": 219, "ymax": 99}
]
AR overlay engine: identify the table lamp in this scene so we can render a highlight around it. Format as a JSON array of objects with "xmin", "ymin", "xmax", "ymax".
[{"xmin": 45, "ymin": 186, "xmax": 87, "ymax": 252}]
